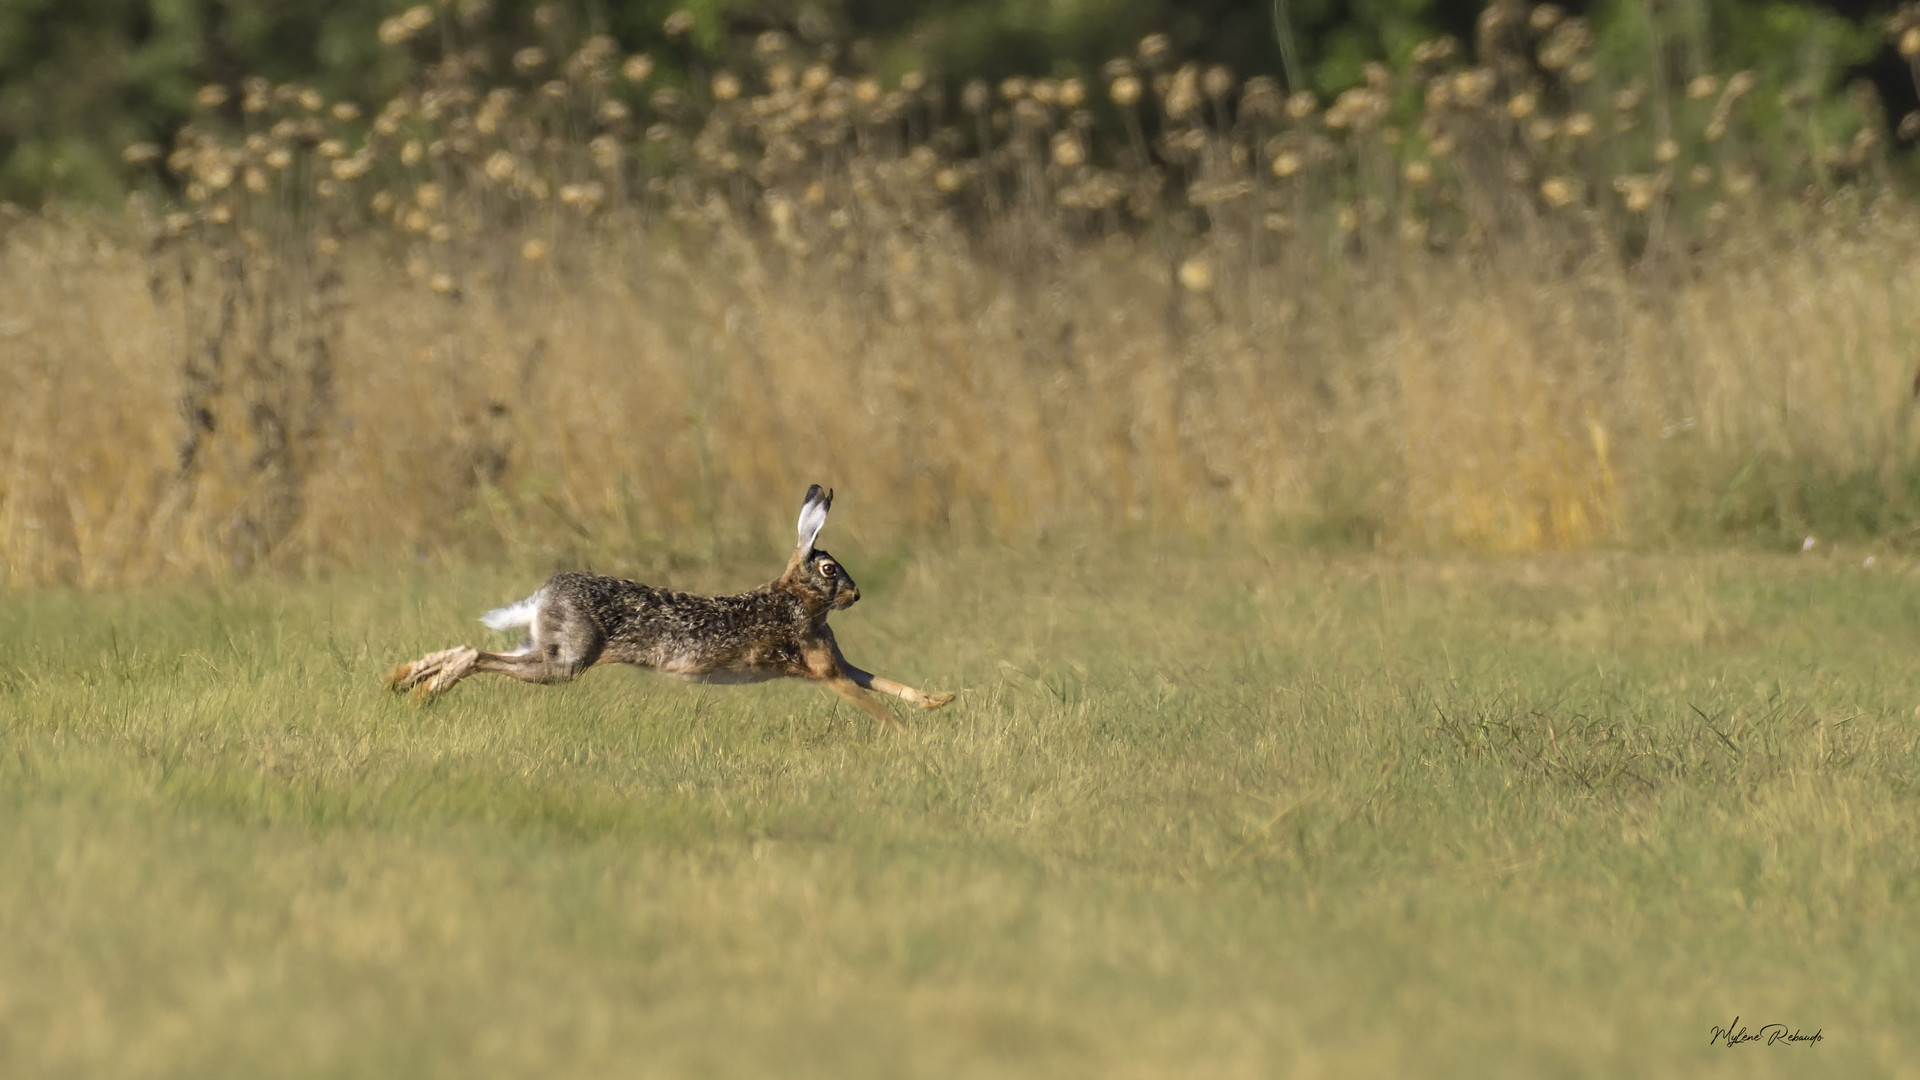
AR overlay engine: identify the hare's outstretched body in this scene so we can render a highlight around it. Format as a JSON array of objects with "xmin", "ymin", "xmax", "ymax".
[{"xmin": 387, "ymin": 486, "xmax": 954, "ymax": 731}]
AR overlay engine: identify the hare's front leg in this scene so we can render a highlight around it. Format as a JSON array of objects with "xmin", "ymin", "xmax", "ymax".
[
  {"xmin": 820, "ymin": 674, "xmax": 909, "ymax": 733},
  {"xmin": 830, "ymin": 640, "xmax": 956, "ymax": 710},
  {"xmin": 800, "ymin": 642, "xmax": 908, "ymax": 732}
]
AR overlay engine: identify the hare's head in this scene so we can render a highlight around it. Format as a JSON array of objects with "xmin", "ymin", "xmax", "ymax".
[{"xmin": 785, "ymin": 484, "xmax": 860, "ymax": 611}]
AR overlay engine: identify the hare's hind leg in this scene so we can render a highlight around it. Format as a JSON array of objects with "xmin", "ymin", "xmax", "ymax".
[
  {"xmin": 387, "ymin": 589, "xmax": 602, "ymax": 702},
  {"xmin": 386, "ymin": 646, "xmax": 483, "ymax": 700},
  {"xmin": 831, "ymin": 641, "xmax": 955, "ymax": 710},
  {"xmin": 387, "ymin": 645, "xmax": 590, "ymax": 701}
]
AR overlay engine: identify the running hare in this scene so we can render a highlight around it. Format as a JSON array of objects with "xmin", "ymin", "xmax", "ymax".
[{"xmin": 386, "ymin": 485, "xmax": 955, "ymax": 731}]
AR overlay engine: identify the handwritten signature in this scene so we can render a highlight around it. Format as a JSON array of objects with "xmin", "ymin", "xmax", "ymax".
[{"xmin": 1709, "ymin": 1017, "xmax": 1823, "ymax": 1048}]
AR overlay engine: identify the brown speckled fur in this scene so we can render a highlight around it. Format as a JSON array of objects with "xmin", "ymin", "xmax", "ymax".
[{"xmin": 386, "ymin": 485, "xmax": 954, "ymax": 731}]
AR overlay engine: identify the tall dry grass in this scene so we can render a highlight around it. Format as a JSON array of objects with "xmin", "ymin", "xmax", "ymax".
[{"xmin": 4, "ymin": 4, "xmax": 1920, "ymax": 586}]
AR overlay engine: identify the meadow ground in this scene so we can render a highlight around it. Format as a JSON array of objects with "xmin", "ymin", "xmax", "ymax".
[{"xmin": 1, "ymin": 545, "xmax": 1916, "ymax": 1078}]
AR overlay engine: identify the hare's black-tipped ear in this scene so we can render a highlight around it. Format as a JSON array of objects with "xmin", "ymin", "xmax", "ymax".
[{"xmin": 796, "ymin": 484, "xmax": 833, "ymax": 551}]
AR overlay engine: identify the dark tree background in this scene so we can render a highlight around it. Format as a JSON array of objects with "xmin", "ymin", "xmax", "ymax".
[{"xmin": 0, "ymin": 0, "xmax": 1909, "ymax": 203}]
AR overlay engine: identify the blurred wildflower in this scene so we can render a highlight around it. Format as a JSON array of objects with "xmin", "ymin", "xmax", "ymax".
[
  {"xmin": 1412, "ymin": 37, "xmax": 1456, "ymax": 65},
  {"xmin": 1614, "ymin": 174, "xmax": 1661, "ymax": 212},
  {"xmin": 1240, "ymin": 77, "xmax": 1281, "ymax": 119},
  {"xmin": 1050, "ymin": 132, "xmax": 1085, "ymax": 168},
  {"xmin": 1202, "ymin": 65, "xmax": 1234, "ymax": 101},
  {"xmin": 379, "ymin": 5, "xmax": 435, "ymax": 46},
  {"xmin": 1163, "ymin": 67, "xmax": 1201, "ymax": 120},
  {"xmin": 330, "ymin": 155, "xmax": 370, "ymax": 181}
]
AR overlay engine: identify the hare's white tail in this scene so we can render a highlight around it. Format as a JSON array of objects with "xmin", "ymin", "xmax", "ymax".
[{"xmin": 480, "ymin": 589, "xmax": 545, "ymax": 632}]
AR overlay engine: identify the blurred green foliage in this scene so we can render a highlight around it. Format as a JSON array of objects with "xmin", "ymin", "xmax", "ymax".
[{"xmin": 0, "ymin": 0, "xmax": 1902, "ymax": 204}]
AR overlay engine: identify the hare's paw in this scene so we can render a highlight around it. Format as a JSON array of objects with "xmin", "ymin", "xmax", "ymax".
[
  {"xmin": 389, "ymin": 647, "xmax": 475, "ymax": 701},
  {"xmin": 408, "ymin": 682, "xmax": 447, "ymax": 704},
  {"xmin": 386, "ymin": 660, "xmax": 425, "ymax": 691},
  {"xmin": 920, "ymin": 691, "xmax": 956, "ymax": 710}
]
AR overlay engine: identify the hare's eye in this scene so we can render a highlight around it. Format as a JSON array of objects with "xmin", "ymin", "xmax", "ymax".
[{"xmin": 817, "ymin": 560, "xmax": 836, "ymax": 577}]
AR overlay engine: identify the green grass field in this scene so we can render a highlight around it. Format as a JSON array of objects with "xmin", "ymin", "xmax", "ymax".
[{"xmin": 2, "ymin": 547, "xmax": 1916, "ymax": 1077}]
